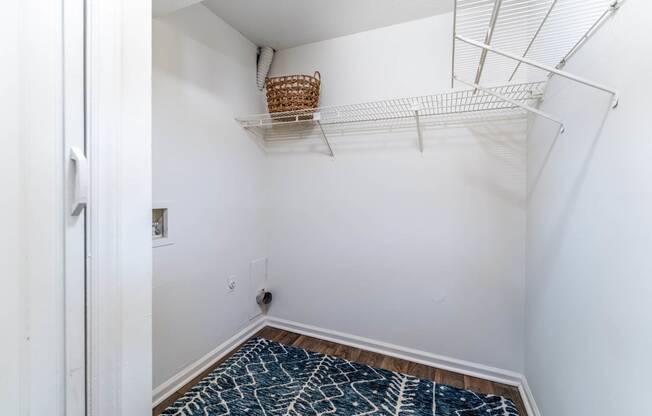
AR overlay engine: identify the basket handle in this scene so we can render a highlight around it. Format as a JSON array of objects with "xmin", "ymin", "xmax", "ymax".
[{"xmin": 313, "ymin": 71, "xmax": 321, "ymax": 81}]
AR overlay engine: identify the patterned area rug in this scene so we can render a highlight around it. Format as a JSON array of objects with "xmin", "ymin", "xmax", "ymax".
[{"xmin": 161, "ymin": 337, "xmax": 519, "ymax": 415}]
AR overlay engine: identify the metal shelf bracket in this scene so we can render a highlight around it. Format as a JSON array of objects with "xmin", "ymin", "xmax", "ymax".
[
  {"xmin": 315, "ymin": 113, "xmax": 335, "ymax": 157},
  {"xmin": 552, "ymin": 0, "xmax": 623, "ymax": 103},
  {"xmin": 508, "ymin": 0, "xmax": 558, "ymax": 82},
  {"xmin": 473, "ymin": 0, "xmax": 503, "ymax": 89},
  {"xmin": 411, "ymin": 104, "xmax": 424, "ymax": 153}
]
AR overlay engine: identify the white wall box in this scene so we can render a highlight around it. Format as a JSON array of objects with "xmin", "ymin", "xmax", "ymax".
[{"xmin": 152, "ymin": 202, "xmax": 174, "ymax": 247}]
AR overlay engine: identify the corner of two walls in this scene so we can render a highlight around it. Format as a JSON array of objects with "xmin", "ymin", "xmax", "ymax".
[
  {"xmin": 525, "ymin": 2, "xmax": 652, "ymax": 415},
  {"xmin": 265, "ymin": 13, "xmax": 528, "ymax": 375},
  {"xmin": 152, "ymin": 4, "xmax": 267, "ymax": 389}
]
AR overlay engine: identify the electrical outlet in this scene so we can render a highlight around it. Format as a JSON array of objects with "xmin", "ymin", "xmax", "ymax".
[{"xmin": 227, "ymin": 276, "xmax": 237, "ymax": 292}]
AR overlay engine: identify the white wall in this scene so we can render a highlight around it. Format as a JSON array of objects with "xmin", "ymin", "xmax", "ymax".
[
  {"xmin": 152, "ymin": 4, "xmax": 267, "ymax": 389},
  {"xmin": 271, "ymin": 15, "xmax": 453, "ymax": 104},
  {"xmin": 265, "ymin": 14, "xmax": 528, "ymax": 372},
  {"xmin": 525, "ymin": 3, "xmax": 652, "ymax": 415}
]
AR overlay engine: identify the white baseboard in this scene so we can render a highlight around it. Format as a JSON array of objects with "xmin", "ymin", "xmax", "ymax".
[
  {"xmin": 152, "ymin": 318, "xmax": 266, "ymax": 407},
  {"xmin": 518, "ymin": 376, "xmax": 542, "ymax": 416},
  {"xmin": 152, "ymin": 316, "xmax": 541, "ymax": 416},
  {"xmin": 265, "ymin": 317, "xmax": 523, "ymax": 386}
]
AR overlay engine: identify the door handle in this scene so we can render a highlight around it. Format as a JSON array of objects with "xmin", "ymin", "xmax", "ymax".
[{"xmin": 70, "ymin": 147, "xmax": 88, "ymax": 216}]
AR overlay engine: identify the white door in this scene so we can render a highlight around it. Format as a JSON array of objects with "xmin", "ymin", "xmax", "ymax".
[
  {"xmin": 1, "ymin": 0, "xmax": 87, "ymax": 414},
  {"xmin": 3, "ymin": 1, "xmax": 152, "ymax": 414},
  {"xmin": 64, "ymin": 0, "xmax": 88, "ymax": 414}
]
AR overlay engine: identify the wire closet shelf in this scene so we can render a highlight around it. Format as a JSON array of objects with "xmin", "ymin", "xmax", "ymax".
[
  {"xmin": 236, "ymin": 0, "xmax": 622, "ymax": 156},
  {"xmin": 452, "ymin": 0, "xmax": 621, "ymax": 104},
  {"xmin": 236, "ymin": 82, "xmax": 545, "ymax": 153}
]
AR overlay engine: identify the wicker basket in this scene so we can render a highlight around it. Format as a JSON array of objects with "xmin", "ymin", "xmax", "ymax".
[{"xmin": 265, "ymin": 71, "xmax": 321, "ymax": 117}]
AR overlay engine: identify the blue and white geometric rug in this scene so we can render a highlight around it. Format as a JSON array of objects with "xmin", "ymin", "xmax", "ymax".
[{"xmin": 161, "ymin": 337, "xmax": 519, "ymax": 415}]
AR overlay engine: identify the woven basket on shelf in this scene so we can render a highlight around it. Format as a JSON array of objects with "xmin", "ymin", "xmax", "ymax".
[{"xmin": 265, "ymin": 71, "xmax": 321, "ymax": 118}]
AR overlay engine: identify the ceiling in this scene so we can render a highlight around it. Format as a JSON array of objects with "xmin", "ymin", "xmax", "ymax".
[
  {"xmin": 153, "ymin": 0, "xmax": 204, "ymax": 17},
  {"xmin": 202, "ymin": 0, "xmax": 453, "ymax": 50}
]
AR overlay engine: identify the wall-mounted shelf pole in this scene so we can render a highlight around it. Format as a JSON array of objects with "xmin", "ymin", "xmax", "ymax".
[
  {"xmin": 557, "ymin": 0, "xmax": 622, "ymax": 70},
  {"xmin": 412, "ymin": 104, "xmax": 424, "ymax": 153},
  {"xmin": 508, "ymin": 0, "xmax": 558, "ymax": 82},
  {"xmin": 474, "ymin": 0, "xmax": 503, "ymax": 89},
  {"xmin": 455, "ymin": 35, "xmax": 619, "ymax": 108},
  {"xmin": 450, "ymin": 0, "xmax": 458, "ymax": 88},
  {"xmin": 316, "ymin": 118, "xmax": 335, "ymax": 157},
  {"xmin": 454, "ymin": 76, "xmax": 566, "ymax": 133}
]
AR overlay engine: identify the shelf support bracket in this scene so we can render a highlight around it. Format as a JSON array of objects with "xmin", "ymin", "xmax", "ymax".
[
  {"xmin": 315, "ymin": 115, "xmax": 334, "ymax": 157},
  {"xmin": 412, "ymin": 104, "xmax": 424, "ymax": 153},
  {"xmin": 508, "ymin": 0, "xmax": 558, "ymax": 81},
  {"xmin": 473, "ymin": 0, "xmax": 503, "ymax": 89},
  {"xmin": 557, "ymin": 0, "xmax": 623, "ymax": 71},
  {"xmin": 455, "ymin": 35, "xmax": 619, "ymax": 108},
  {"xmin": 451, "ymin": 0, "xmax": 458, "ymax": 88},
  {"xmin": 455, "ymin": 76, "xmax": 566, "ymax": 133}
]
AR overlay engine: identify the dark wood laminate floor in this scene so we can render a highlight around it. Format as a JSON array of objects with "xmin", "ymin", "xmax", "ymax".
[{"xmin": 153, "ymin": 327, "xmax": 527, "ymax": 415}]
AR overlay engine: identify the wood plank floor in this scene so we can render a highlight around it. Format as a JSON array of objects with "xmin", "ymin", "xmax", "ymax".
[{"xmin": 153, "ymin": 327, "xmax": 527, "ymax": 415}]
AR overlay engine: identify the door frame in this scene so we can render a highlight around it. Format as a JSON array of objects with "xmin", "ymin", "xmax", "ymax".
[{"xmin": 85, "ymin": 0, "xmax": 152, "ymax": 414}]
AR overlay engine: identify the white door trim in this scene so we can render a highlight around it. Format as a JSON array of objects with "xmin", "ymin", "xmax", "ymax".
[{"xmin": 85, "ymin": 0, "xmax": 152, "ymax": 414}]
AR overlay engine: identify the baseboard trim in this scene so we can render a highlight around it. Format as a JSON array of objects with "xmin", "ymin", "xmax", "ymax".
[
  {"xmin": 152, "ymin": 318, "xmax": 266, "ymax": 407},
  {"xmin": 518, "ymin": 376, "xmax": 542, "ymax": 416},
  {"xmin": 266, "ymin": 317, "xmax": 522, "ymax": 386}
]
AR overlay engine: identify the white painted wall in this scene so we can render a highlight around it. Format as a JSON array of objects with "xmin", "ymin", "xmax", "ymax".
[
  {"xmin": 271, "ymin": 15, "xmax": 454, "ymax": 104},
  {"xmin": 152, "ymin": 4, "xmax": 267, "ymax": 389},
  {"xmin": 525, "ymin": 3, "xmax": 652, "ymax": 415},
  {"xmin": 265, "ymin": 14, "xmax": 528, "ymax": 372}
]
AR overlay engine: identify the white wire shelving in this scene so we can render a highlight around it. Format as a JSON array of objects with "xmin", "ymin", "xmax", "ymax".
[
  {"xmin": 236, "ymin": 82, "xmax": 547, "ymax": 157},
  {"xmin": 236, "ymin": 0, "xmax": 624, "ymax": 157},
  {"xmin": 452, "ymin": 0, "xmax": 622, "ymax": 107}
]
